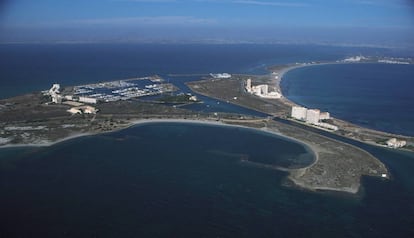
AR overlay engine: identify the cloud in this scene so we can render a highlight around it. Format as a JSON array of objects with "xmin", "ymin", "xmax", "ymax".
[
  {"xmin": 71, "ymin": 16, "xmax": 216, "ymax": 26},
  {"xmin": 5, "ymin": 16, "xmax": 217, "ymax": 29}
]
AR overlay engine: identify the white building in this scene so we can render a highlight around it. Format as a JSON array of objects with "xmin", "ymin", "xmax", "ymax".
[
  {"xmin": 210, "ymin": 73, "xmax": 231, "ymax": 79},
  {"xmin": 378, "ymin": 59, "xmax": 410, "ymax": 65},
  {"xmin": 252, "ymin": 84, "xmax": 268, "ymax": 95},
  {"xmin": 386, "ymin": 138, "xmax": 407, "ymax": 148},
  {"xmin": 291, "ymin": 106, "xmax": 337, "ymax": 130},
  {"xmin": 47, "ymin": 83, "xmax": 62, "ymax": 104},
  {"xmin": 291, "ymin": 106, "xmax": 307, "ymax": 121},
  {"xmin": 64, "ymin": 95, "xmax": 73, "ymax": 101},
  {"xmin": 319, "ymin": 112, "xmax": 330, "ymax": 120},
  {"xmin": 306, "ymin": 109, "xmax": 320, "ymax": 124},
  {"xmin": 252, "ymin": 86, "xmax": 261, "ymax": 95},
  {"xmin": 261, "ymin": 84, "xmax": 269, "ymax": 95},
  {"xmin": 79, "ymin": 96, "xmax": 98, "ymax": 104},
  {"xmin": 317, "ymin": 122, "xmax": 338, "ymax": 131},
  {"xmin": 51, "ymin": 94, "xmax": 62, "ymax": 104},
  {"xmin": 67, "ymin": 106, "xmax": 98, "ymax": 115},
  {"xmin": 343, "ymin": 56, "xmax": 366, "ymax": 62},
  {"xmin": 48, "ymin": 84, "xmax": 60, "ymax": 95},
  {"xmin": 246, "ymin": 78, "xmax": 252, "ymax": 92},
  {"xmin": 265, "ymin": 91, "xmax": 282, "ymax": 99},
  {"xmin": 246, "ymin": 81, "xmax": 282, "ymax": 99}
]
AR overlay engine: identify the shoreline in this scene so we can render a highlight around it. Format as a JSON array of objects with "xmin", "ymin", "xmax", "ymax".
[
  {"xmin": 273, "ymin": 61, "xmax": 343, "ymax": 102},
  {"xmin": 186, "ymin": 65, "xmax": 391, "ymax": 194},
  {"xmin": 271, "ymin": 62, "xmax": 414, "ymax": 149},
  {"xmin": 1, "ymin": 117, "xmax": 331, "ymax": 190},
  {"xmin": 0, "ymin": 132, "xmax": 93, "ymax": 149},
  {"xmin": 0, "ymin": 119, "xmax": 225, "ymax": 149},
  {"xmin": 274, "ymin": 61, "xmax": 414, "ymax": 132},
  {"xmin": 0, "ymin": 118, "xmax": 318, "ymax": 168},
  {"xmin": 0, "ymin": 61, "xmax": 399, "ymax": 194}
]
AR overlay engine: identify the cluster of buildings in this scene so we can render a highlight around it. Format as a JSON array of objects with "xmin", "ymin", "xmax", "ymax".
[
  {"xmin": 44, "ymin": 77, "xmax": 178, "ymax": 116},
  {"xmin": 292, "ymin": 106, "xmax": 408, "ymax": 148},
  {"xmin": 378, "ymin": 59, "xmax": 410, "ymax": 65},
  {"xmin": 67, "ymin": 106, "xmax": 98, "ymax": 115},
  {"xmin": 342, "ymin": 55, "xmax": 412, "ymax": 65},
  {"xmin": 291, "ymin": 106, "xmax": 338, "ymax": 131},
  {"xmin": 210, "ymin": 73, "xmax": 232, "ymax": 79},
  {"xmin": 386, "ymin": 138, "xmax": 407, "ymax": 149},
  {"xmin": 342, "ymin": 56, "xmax": 367, "ymax": 63},
  {"xmin": 245, "ymin": 79, "xmax": 282, "ymax": 99},
  {"xmin": 44, "ymin": 77, "xmax": 175, "ymax": 107},
  {"xmin": 45, "ymin": 84, "xmax": 98, "ymax": 104},
  {"xmin": 44, "ymin": 84, "xmax": 99, "ymax": 115}
]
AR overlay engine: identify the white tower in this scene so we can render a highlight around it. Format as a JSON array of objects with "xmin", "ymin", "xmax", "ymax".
[{"xmin": 246, "ymin": 78, "xmax": 252, "ymax": 92}]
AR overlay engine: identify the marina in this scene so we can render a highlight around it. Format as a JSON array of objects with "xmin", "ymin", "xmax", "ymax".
[
  {"xmin": 70, "ymin": 76, "xmax": 176, "ymax": 102},
  {"xmin": 1, "ymin": 43, "xmax": 414, "ymax": 237}
]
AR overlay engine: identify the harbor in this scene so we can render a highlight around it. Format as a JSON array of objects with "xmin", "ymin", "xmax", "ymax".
[{"xmin": 68, "ymin": 76, "xmax": 177, "ymax": 103}]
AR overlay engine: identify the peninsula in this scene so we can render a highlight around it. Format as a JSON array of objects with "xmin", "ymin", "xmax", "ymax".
[
  {"xmin": 187, "ymin": 58, "xmax": 414, "ymax": 152},
  {"xmin": 2, "ymin": 58, "xmax": 407, "ymax": 194}
]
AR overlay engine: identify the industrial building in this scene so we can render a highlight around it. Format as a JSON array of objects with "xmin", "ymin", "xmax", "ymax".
[
  {"xmin": 245, "ymin": 79, "xmax": 282, "ymax": 99},
  {"xmin": 45, "ymin": 83, "xmax": 62, "ymax": 104},
  {"xmin": 49, "ymin": 84, "xmax": 60, "ymax": 95},
  {"xmin": 246, "ymin": 78, "xmax": 252, "ymax": 92},
  {"xmin": 252, "ymin": 84, "xmax": 268, "ymax": 96}
]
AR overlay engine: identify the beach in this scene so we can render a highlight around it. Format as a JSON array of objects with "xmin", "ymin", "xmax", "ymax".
[
  {"xmin": 2, "ymin": 61, "xmax": 405, "ymax": 194},
  {"xmin": 268, "ymin": 62, "xmax": 414, "ymax": 151},
  {"xmin": 1, "ymin": 109, "xmax": 388, "ymax": 194}
]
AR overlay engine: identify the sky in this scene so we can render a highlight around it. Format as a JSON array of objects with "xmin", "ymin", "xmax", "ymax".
[{"xmin": 0, "ymin": 0, "xmax": 414, "ymax": 46}]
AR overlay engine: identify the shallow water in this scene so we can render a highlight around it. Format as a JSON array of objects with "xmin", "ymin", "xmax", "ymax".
[
  {"xmin": 1, "ymin": 122, "xmax": 413, "ymax": 237},
  {"xmin": 0, "ymin": 122, "xmax": 319, "ymax": 237}
]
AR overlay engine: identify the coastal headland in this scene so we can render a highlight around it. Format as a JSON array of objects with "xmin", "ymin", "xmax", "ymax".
[
  {"xmin": 2, "ymin": 59, "xmax": 409, "ymax": 194},
  {"xmin": 187, "ymin": 62, "xmax": 414, "ymax": 152}
]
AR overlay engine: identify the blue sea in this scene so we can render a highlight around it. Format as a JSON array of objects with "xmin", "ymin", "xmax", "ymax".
[
  {"xmin": 0, "ymin": 43, "xmax": 401, "ymax": 99},
  {"xmin": 282, "ymin": 63, "xmax": 414, "ymax": 136},
  {"xmin": 1, "ymin": 44, "xmax": 414, "ymax": 237}
]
